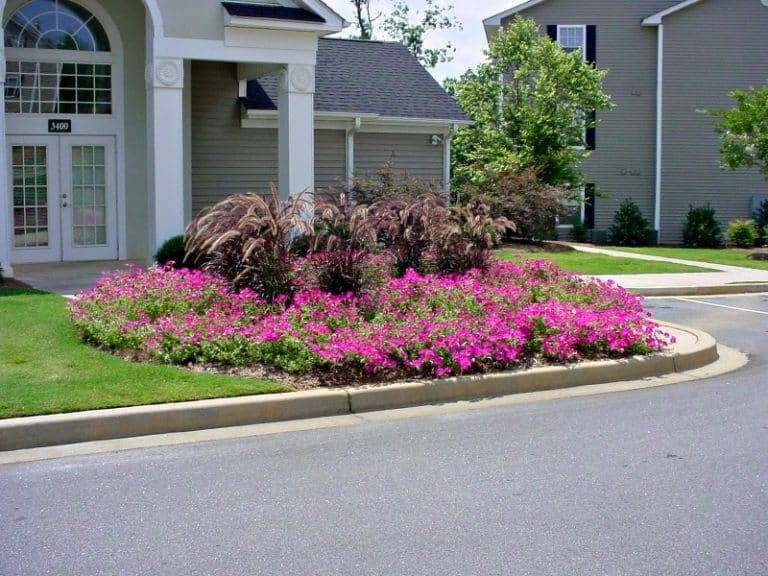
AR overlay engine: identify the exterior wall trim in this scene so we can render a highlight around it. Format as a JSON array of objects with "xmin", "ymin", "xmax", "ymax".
[
  {"xmin": 642, "ymin": 0, "xmax": 706, "ymax": 26},
  {"xmin": 484, "ymin": 0, "xmax": 549, "ymax": 26}
]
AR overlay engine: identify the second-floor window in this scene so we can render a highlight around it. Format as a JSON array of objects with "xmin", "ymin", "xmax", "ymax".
[{"xmin": 557, "ymin": 25, "xmax": 587, "ymax": 60}]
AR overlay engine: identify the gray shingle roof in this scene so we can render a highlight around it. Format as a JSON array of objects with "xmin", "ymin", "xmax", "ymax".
[{"xmin": 243, "ymin": 38, "xmax": 468, "ymax": 123}]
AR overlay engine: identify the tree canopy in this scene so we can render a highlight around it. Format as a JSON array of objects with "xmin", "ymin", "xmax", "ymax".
[
  {"xmin": 710, "ymin": 84, "xmax": 768, "ymax": 179},
  {"xmin": 447, "ymin": 17, "xmax": 612, "ymax": 189}
]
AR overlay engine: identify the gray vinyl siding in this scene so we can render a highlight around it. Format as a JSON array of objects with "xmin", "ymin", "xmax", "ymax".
[
  {"xmin": 354, "ymin": 132, "xmax": 444, "ymax": 184},
  {"xmin": 502, "ymin": 0, "xmax": 678, "ymax": 233},
  {"xmin": 659, "ymin": 0, "xmax": 768, "ymax": 244},
  {"xmin": 315, "ymin": 130, "xmax": 346, "ymax": 191},
  {"xmin": 191, "ymin": 61, "xmax": 346, "ymax": 213},
  {"xmin": 191, "ymin": 61, "xmax": 278, "ymax": 213}
]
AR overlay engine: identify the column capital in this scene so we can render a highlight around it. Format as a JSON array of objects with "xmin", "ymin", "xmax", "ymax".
[
  {"xmin": 147, "ymin": 58, "xmax": 184, "ymax": 90},
  {"xmin": 278, "ymin": 64, "xmax": 315, "ymax": 96}
]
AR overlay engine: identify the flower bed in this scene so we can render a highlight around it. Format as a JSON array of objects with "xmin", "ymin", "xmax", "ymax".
[{"xmin": 69, "ymin": 260, "xmax": 672, "ymax": 386}]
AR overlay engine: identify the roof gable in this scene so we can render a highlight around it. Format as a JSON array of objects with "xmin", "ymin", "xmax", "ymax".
[{"xmin": 243, "ymin": 38, "xmax": 468, "ymax": 123}]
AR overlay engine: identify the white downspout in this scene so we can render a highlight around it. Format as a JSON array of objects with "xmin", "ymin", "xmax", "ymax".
[
  {"xmin": 653, "ymin": 24, "xmax": 664, "ymax": 237},
  {"xmin": 443, "ymin": 124, "xmax": 459, "ymax": 203},
  {"xmin": 346, "ymin": 117, "xmax": 361, "ymax": 189}
]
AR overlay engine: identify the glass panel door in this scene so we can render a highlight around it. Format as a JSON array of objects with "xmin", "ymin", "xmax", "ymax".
[
  {"xmin": 8, "ymin": 137, "xmax": 60, "ymax": 263},
  {"xmin": 60, "ymin": 136, "xmax": 117, "ymax": 261}
]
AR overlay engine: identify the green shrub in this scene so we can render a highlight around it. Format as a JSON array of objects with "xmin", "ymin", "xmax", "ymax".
[
  {"xmin": 727, "ymin": 219, "xmax": 759, "ymax": 248},
  {"xmin": 154, "ymin": 235, "xmax": 186, "ymax": 268},
  {"xmin": 571, "ymin": 221, "xmax": 589, "ymax": 243},
  {"xmin": 683, "ymin": 204, "xmax": 723, "ymax": 248},
  {"xmin": 753, "ymin": 199, "xmax": 768, "ymax": 246},
  {"xmin": 608, "ymin": 199, "xmax": 650, "ymax": 246}
]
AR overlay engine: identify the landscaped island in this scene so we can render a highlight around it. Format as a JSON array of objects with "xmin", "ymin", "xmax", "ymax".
[{"xmin": 69, "ymin": 192, "xmax": 672, "ymax": 387}]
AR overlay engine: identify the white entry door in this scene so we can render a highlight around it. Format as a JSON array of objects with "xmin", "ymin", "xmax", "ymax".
[
  {"xmin": 8, "ymin": 135, "xmax": 117, "ymax": 263},
  {"xmin": 60, "ymin": 136, "xmax": 117, "ymax": 261}
]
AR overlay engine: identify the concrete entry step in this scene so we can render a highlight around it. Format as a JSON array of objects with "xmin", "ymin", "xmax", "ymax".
[{"xmin": 12, "ymin": 261, "xmax": 144, "ymax": 296}]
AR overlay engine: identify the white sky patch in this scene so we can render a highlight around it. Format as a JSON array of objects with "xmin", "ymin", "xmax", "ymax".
[{"xmin": 322, "ymin": 0, "xmax": 515, "ymax": 83}]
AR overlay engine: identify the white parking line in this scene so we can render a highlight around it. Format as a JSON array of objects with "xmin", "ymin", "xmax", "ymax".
[{"xmin": 674, "ymin": 297, "xmax": 768, "ymax": 316}]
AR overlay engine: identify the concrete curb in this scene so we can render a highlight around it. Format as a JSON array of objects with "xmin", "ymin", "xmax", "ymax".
[
  {"xmin": 630, "ymin": 284, "xmax": 768, "ymax": 297},
  {"xmin": 0, "ymin": 323, "xmax": 719, "ymax": 452}
]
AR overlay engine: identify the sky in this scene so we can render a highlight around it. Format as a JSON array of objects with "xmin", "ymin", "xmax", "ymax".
[{"xmin": 322, "ymin": 0, "xmax": 516, "ymax": 83}]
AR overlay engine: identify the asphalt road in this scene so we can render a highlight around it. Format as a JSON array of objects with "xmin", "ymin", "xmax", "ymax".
[{"xmin": 2, "ymin": 295, "xmax": 767, "ymax": 576}]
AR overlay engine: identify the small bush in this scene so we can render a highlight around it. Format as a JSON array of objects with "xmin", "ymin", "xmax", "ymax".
[
  {"xmin": 683, "ymin": 204, "xmax": 723, "ymax": 248},
  {"xmin": 727, "ymin": 219, "xmax": 759, "ymax": 248},
  {"xmin": 186, "ymin": 191, "xmax": 312, "ymax": 301},
  {"xmin": 432, "ymin": 201, "xmax": 514, "ymax": 274},
  {"xmin": 571, "ymin": 221, "xmax": 589, "ymax": 243},
  {"xmin": 350, "ymin": 164, "xmax": 443, "ymax": 205},
  {"xmin": 154, "ymin": 235, "xmax": 198, "ymax": 269},
  {"xmin": 753, "ymin": 199, "xmax": 768, "ymax": 246},
  {"xmin": 608, "ymin": 200, "xmax": 650, "ymax": 247},
  {"xmin": 461, "ymin": 167, "xmax": 572, "ymax": 240}
]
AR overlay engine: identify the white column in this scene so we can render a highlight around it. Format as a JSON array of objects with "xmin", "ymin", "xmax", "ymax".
[
  {"xmin": 147, "ymin": 57, "xmax": 185, "ymax": 255},
  {"xmin": 278, "ymin": 64, "xmax": 315, "ymax": 201},
  {"xmin": 0, "ymin": 46, "xmax": 13, "ymax": 278}
]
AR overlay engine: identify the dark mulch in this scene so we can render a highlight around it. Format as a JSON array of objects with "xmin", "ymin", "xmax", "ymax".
[
  {"xmin": 0, "ymin": 278, "xmax": 33, "ymax": 290},
  {"xmin": 499, "ymin": 239, "xmax": 576, "ymax": 253}
]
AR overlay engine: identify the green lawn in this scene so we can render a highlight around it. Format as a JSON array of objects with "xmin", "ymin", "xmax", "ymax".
[
  {"xmin": 497, "ymin": 249, "xmax": 710, "ymax": 275},
  {"xmin": 610, "ymin": 247, "xmax": 768, "ymax": 271},
  {"xmin": 0, "ymin": 288, "xmax": 288, "ymax": 419}
]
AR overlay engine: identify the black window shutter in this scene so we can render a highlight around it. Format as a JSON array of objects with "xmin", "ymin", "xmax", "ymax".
[
  {"xmin": 585, "ymin": 26, "xmax": 597, "ymax": 150},
  {"xmin": 586, "ymin": 25, "xmax": 596, "ymax": 65},
  {"xmin": 546, "ymin": 25, "xmax": 557, "ymax": 41},
  {"xmin": 586, "ymin": 111, "xmax": 597, "ymax": 150},
  {"xmin": 584, "ymin": 184, "xmax": 596, "ymax": 230}
]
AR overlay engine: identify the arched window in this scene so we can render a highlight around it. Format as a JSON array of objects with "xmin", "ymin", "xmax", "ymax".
[
  {"xmin": 4, "ymin": 0, "xmax": 110, "ymax": 51},
  {"xmin": 4, "ymin": 0, "xmax": 113, "ymax": 114}
]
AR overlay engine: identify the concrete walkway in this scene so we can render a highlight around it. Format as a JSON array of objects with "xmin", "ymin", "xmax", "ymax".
[
  {"xmin": 574, "ymin": 245, "xmax": 768, "ymax": 290},
  {"xmin": 13, "ymin": 261, "xmax": 143, "ymax": 296}
]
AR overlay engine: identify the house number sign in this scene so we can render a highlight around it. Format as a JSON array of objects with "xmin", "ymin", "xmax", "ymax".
[{"xmin": 48, "ymin": 119, "xmax": 72, "ymax": 133}]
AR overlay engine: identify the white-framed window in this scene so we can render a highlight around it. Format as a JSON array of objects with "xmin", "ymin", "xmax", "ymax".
[
  {"xmin": 4, "ymin": 0, "xmax": 113, "ymax": 115},
  {"xmin": 557, "ymin": 25, "xmax": 587, "ymax": 60}
]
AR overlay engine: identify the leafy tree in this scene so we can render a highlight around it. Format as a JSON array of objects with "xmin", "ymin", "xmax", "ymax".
[
  {"xmin": 348, "ymin": 0, "xmax": 461, "ymax": 68},
  {"xmin": 448, "ymin": 16, "xmax": 612, "ymax": 188},
  {"xmin": 710, "ymin": 84, "xmax": 768, "ymax": 178}
]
